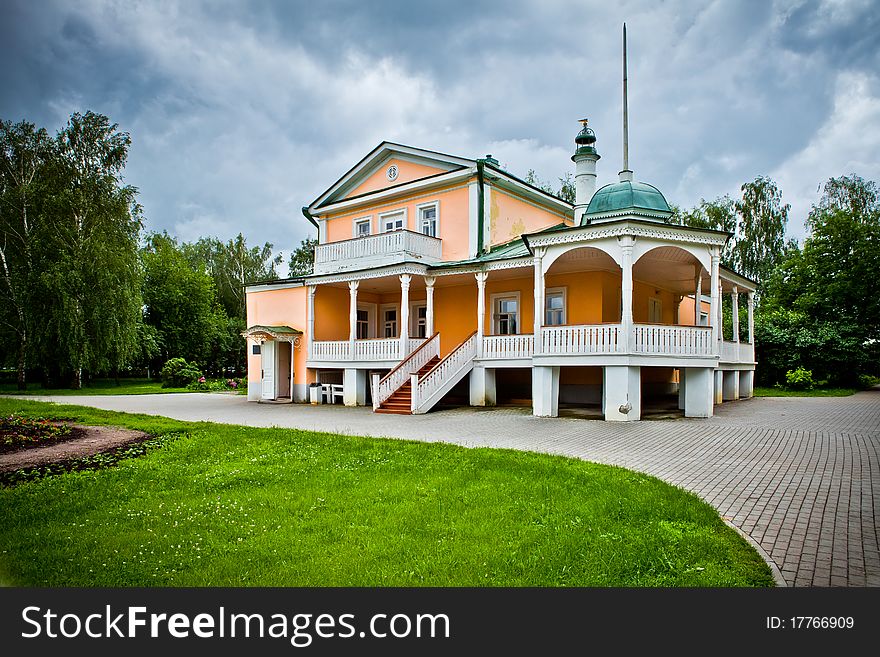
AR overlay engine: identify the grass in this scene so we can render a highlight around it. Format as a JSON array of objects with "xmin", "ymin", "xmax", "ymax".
[
  {"xmin": 0, "ymin": 377, "xmax": 247, "ymax": 396},
  {"xmin": 0, "ymin": 398, "xmax": 774, "ymax": 587},
  {"xmin": 0, "ymin": 378, "xmax": 191, "ymax": 396},
  {"xmin": 753, "ymin": 386, "xmax": 858, "ymax": 397}
]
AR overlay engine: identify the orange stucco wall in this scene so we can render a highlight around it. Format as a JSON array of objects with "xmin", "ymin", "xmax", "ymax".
[
  {"xmin": 677, "ymin": 296, "xmax": 712, "ymax": 325},
  {"xmin": 632, "ymin": 279, "xmax": 679, "ymax": 324},
  {"xmin": 433, "ymin": 283, "xmax": 478, "ymax": 356},
  {"xmin": 323, "ymin": 185, "xmax": 470, "ymax": 262},
  {"xmin": 245, "ymin": 285, "xmax": 312, "ymax": 385},
  {"xmin": 488, "ymin": 188, "xmax": 568, "ymax": 247},
  {"xmin": 345, "ymin": 158, "xmax": 447, "ymax": 199}
]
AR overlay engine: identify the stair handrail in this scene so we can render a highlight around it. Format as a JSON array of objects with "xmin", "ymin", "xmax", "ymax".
[
  {"xmin": 411, "ymin": 330, "xmax": 478, "ymax": 412},
  {"xmin": 372, "ymin": 332, "xmax": 439, "ymax": 410}
]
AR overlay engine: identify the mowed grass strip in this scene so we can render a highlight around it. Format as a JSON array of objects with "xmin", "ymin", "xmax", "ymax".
[
  {"xmin": 0, "ymin": 378, "xmax": 191, "ymax": 396},
  {"xmin": 753, "ymin": 386, "xmax": 857, "ymax": 397},
  {"xmin": 0, "ymin": 399, "xmax": 773, "ymax": 587}
]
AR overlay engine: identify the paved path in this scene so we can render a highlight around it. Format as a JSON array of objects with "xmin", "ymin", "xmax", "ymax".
[{"xmin": 19, "ymin": 390, "xmax": 880, "ymax": 587}]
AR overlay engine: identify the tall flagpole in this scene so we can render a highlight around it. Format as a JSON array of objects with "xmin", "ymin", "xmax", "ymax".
[{"xmin": 622, "ymin": 23, "xmax": 629, "ymax": 173}]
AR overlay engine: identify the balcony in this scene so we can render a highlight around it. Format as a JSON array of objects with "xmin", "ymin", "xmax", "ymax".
[
  {"xmin": 310, "ymin": 337, "xmax": 425, "ymax": 364},
  {"xmin": 721, "ymin": 340, "xmax": 755, "ymax": 364},
  {"xmin": 539, "ymin": 323, "xmax": 714, "ymax": 358},
  {"xmin": 313, "ymin": 230, "xmax": 443, "ymax": 275}
]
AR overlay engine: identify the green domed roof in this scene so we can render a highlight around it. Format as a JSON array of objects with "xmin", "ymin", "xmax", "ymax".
[{"xmin": 584, "ymin": 180, "xmax": 671, "ymax": 220}]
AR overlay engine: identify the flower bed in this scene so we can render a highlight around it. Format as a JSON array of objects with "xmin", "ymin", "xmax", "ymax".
[
  {"xmin": 1, "ymin": 414, "xmax": 72, "ymax": 452},
  {"xmin": 186, "ymin": 377, "xmax": 246, "ymax": 393}
]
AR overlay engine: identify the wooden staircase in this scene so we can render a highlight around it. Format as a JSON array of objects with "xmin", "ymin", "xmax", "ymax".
[{"xmin": 375, "ymin": 356, "xmax": 440, "ymax": 414}]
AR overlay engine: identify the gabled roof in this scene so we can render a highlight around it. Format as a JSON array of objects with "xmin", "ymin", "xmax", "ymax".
[{"xmin": 309, "ymin": 142, "xmax": 475, "ymax": 210}]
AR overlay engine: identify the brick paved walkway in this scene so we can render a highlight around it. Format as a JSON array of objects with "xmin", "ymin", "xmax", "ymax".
[{"xmin": 23, "ymin": 389, "xmax": 880, "ymax": 587}]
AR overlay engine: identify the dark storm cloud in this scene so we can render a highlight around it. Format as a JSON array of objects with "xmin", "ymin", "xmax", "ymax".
[{"xmin": 1, "ymin": 0, "xmax": 878, "ymax": 251}]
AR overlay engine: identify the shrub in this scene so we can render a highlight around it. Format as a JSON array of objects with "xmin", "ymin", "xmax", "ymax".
[
  {"xmin": 785, "ymin": 367, "xmax": 814, "ymax": 390},
  {"xmin": 160, "ymin": 358, "xmax": 203, "ymax": 388},
  {"xmin": 186, "ymin": 377, "xmax": 246, "ymax": 392},
  {"xmin": 858, "ymin": 373, "xmax": 880, "ymax": 389}
]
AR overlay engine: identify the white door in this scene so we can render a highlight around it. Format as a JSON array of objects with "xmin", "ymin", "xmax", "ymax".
[
  {"xmin": 648, "ymin": 298, "xmax": 662, "ymax": 323},
  {"xmin": 261, "ymin": 340, "xmax": 275, "ymax": 400}
]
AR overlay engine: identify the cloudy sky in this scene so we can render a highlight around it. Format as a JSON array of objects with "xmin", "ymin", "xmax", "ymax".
[{"xmin": 2, "ymin": 0, "xmax": 878, "ymax": 259}]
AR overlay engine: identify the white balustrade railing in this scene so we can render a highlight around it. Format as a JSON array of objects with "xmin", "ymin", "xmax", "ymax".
[
  {"xmin": 312, "ymin": 337, "xmax": 419, "ymax": 362},
  {"xmin": 313, "ymin": 230, "xmax": 442, "ymax": 274},
  {"xmin": 720, "ymin": 340, "xmax": 755, "ymax": 363},
  {"xmin": 482, "ymin": 334, "xmax": 534, "ymax": 359},
  {"xmin": 541, "ymin": 324, "xmax": 622, "ymax": 354},
  {"xmin": 354, "ymin": 338, "xmax": 402, "ymax": 361},
  {"xmin": 372, "ymin": 334, "xmax": 440, "ymax": 410},
  {"xmin": 311, "ymin": 340, "xmax": 349, "ymax": 360},
  {"xmin": 633, "ymin": 324, "xmax": 713, "ymax": 356},
  {"xmin": 412, "ymin": 331, "xmax": 477, "ymax": 413}
]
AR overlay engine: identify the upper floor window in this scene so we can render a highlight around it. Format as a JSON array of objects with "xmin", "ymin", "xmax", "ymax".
[
  {"xmin": 383, "ymin": 307, "xmax": 398, "ymax": 337},
  {"xmin": 545, "ymin": 288, "xmax": 566, "ymax": 326},
  {"xmin": 648, "ymin": 298, "xmax": 663, "ymax": 323},
  {"xmin": 354, "ymin": 217, "xmax": 371, "ymax": 238},
  {"xmin": 492, "ymin": 294, "xmax": 519, "ymax": 335},
  {"xmin": 418, "ymin": 202, "xmax": 438, "ymax": 237},
  {"xmin": 356, "ymin": 309, "xmax": 370, "ymax": 339},
  {"xmin": 381, "ymin": 210, "xmax": 405, "ymax": 233},
  {"xmin": 412, "ymin": 304, "xmax": 427, "ymax": 338}
]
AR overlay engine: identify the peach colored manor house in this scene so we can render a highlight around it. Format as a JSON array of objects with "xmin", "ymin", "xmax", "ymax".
[{"xmin": 243, "ymin": 116, "xmax": 757, "ymax": 421}]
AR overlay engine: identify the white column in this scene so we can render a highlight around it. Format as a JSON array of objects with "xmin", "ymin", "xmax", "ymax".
[
  {"xmin": 620, "ymin": 236, "xmax": 634, "ymax": 325},
  {"xmin": 532, "ymin": 366, "xmax": 560, "ymax": 417},
  {"xmin": 399, "ymin": 274, "xmax": 411, "ymax": 359},
  {"xmin": 469, "ymin": 366, "xmax": 496, "ymax": 406},
  {"xmin": 533, "ymin": 248, "xmax": 545, "ymax": 354},
  {"xmin": 343, "ymin": 368, "xmax": 366, "ymax": 406},
  {"xmin": 603, "ymin": 365, "xmax": 641, "ymax": 421},
  {"xmin": 306, "ymin": 285, "xmax": 316, "ymax": 359},
  {"xmin": 425, "ymin": 276, "xmax": 436, "ymax": 336},
  {"xmin": 747, "ymin": 292, "xmax": 755, "ymax": 344},
  {"xmin": 722, "ymin": 370, "xmax": 739, "ymax": 401},
  {"xmin": 694, "ymin": 265, "xmax": 702, "ymax": 326},
  {"xmin": 619, "ymin": 236, "xmax": 635, "ymax": 351},
  {"xmin": 348, "ymin": 280, "xmax": 358, "ymax": 360},
  {"xmin": 731, "ymin": 286, "xmax": 740, "ymax": 343},
  {"xmin": 683, "ymin": 367, "xmax": 714, "ymax": 418},
  {"xmin": 475, "ymin": 272, "xmax": 488, "ymax": 357},
  {"xmin": 710, "ymin": 251, "xmax": 720, "ymax": 350}
]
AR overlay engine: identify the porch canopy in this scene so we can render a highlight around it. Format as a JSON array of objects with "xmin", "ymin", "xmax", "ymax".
[{"xmin": 242, "ymin": 325, "xmax": 303, "ymax": 344}]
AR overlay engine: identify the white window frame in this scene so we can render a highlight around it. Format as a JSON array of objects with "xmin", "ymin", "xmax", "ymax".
[
  {"xmin": 416, "ymin": 201, "xmax": 439, "ymax": 238},
  {"xmin": 410, "ymin": 301, "xmax": 427, "ymax": 338},
  {"xmin": 490, "ymin": 291, "xmax": 521, "ymax": 335},
  {"xmin": 379, "ymin": 303, "xmax": 400, "ymax": 338},
  {"xmin": 352, "ymin": 216, "xmax": 372, "ymax": 238},
  {"xmin": 544, "ymin": 286, "xmax": 567, "ymax": 326},
  {"xmin": 379, "ymin": 208, "xmax": 407, "ymax": 233},
  {"xmin": 357, "ymin": 302, "xmax": 377, "ymax": 339},
  {"xmin": 648, "ymin": 297, "xmax": 663, "ymax": 324},
  {"xmin": 699, "ymin": 312, "xmax": 709, "ymax": 327}
]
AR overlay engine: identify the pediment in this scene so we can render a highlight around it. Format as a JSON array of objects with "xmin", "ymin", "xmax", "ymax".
[{"xmin": 310, "ymin": 142, "xmax": 474, "ymax": 209}]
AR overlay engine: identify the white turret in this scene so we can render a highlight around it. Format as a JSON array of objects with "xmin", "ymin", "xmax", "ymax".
[{"xmin": 571, "ymin": 118, "xmax": 600, "ymax": 224}]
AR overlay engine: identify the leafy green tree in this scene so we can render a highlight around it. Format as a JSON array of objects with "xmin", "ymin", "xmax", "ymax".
[
  {"xmin": 183, "ymin": 233, "xmax": 281, "ymax": 318},
  {"xmin": 733, "ymin": 176, "xmax": 789, "ymax": 284},
  {"xmin": 142, "ymin": 232, "xmax": 224, "ymax": 371},
  {"xmin": 0, "ymin": 120, "xmax": 52, "ymax": 389},
  {"xmin": 32, "ymin": 111, "xmax": 143, "ymax": 388},
  {"xmin": 756, "ymin": 174, "xmax": 880, "ymax": 385},
  {"xmin": 288, "ymin": 238, "xmax": 317, "ymax": 277}
]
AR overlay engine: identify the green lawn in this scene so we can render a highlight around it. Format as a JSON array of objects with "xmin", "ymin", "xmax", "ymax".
[
  {"xmin": 0, "ymin": 378, "xmax": 191, "ymax": 396},
  {"xmin": 0, "ymin": 398, "xmax": 774, "ymax": 587},
  {"xmin": 753, "ymin": 386, "xmax": 858, "ymax": 397}
]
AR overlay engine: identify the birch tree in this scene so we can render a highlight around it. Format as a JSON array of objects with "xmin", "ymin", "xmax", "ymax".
[{"xmin": 0, "ymin": 120, "xmax": 52, "ymax": 389}]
